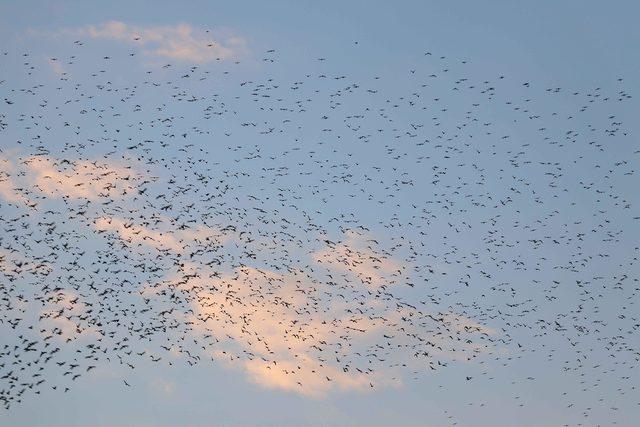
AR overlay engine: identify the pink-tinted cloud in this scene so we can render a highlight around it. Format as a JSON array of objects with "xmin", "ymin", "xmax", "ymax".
[
  {"xmin": 93, "ymin": 215, "xmax": 227, "ymax": 254},
  {"xmin": 74, "ymin": 21, "xmax": 247, "ymax": 63},
  {"xmin": 313, "ymin": 230, "xmax": 404, "ymax": 288},
  {"xmin": 94, "ymin": 216, "xmax": 184, "ymax": 252},
  {"xmin": 147, "ymin": 259, "xmax": 496, "ymax": 397},
  {"xmin": 25, "ymin": 156, "xmax": 138, "ymax": 200}
]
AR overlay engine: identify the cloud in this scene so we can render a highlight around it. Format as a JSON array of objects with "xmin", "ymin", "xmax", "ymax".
[
  {"xmin": 1, "ymin": 154, "xmax": 496, "ymax": 400},
  {"xmin": 0, "ymin": 156, "xmax": 27, "ymax": 204},
  {"xmin": 94, "ymin": 216, "xmax": 184, "ymax": 252},
  {"xmin": 144, "ymin": 264, "xmax": 388, "ymax": 397},
  {"xmin": 0, "ymin": 248, "xmax": 53, "ymax": 281},
  {"xmin": 38, "ymin": 289, "xmax": 99, "ymax": 341},
  {"xmin": 147, "ymin": 260, "xmax": 496, "ymax": 398},
  {"xmin": 93, "ymin": 215, "xmax": 227, "ymax": 254},
  {"xmin": 0, "ymin": 154, "xmax": 140, "ymax": 209},
  {"xmin": 73, "ymin": 21, "xmax": 247, "ymax": 63},
  {"xmin": 313, "ymin": 230, "xmax": 403, "ymax": 288},
  {"xmin": 24, "ymin": 156, "xmax": 138, "ymax": 200},
  {"xmin": 240, "ymin": 356, "xmax": 382, "ymax": 398}
]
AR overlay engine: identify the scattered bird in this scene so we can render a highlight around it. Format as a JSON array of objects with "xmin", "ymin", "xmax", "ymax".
[{"xmin": 0, "ymin": 36, "xmax": 636, "ymax": 426}]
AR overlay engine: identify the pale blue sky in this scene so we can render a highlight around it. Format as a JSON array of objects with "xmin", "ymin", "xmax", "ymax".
[{"xmin": 0, "ymin": 1, "xmax": 639, "ymax": 426}]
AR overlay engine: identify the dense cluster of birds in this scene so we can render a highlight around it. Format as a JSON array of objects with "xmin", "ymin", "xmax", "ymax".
[{"xmin": 0, "ymin": 35, "xmax": 638, "ymax": 425}]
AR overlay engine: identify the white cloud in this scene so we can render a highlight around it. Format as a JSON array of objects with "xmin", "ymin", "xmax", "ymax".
[{"xmin": 73, "ymin": 21, "xmax": 247, "ymax": 63}]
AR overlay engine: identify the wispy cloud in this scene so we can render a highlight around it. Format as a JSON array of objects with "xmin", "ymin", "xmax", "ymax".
[
  {"xmin": 38, "ymin": 289, "xmax": 99, "ymax": 341},
  {"xmin": 93, "ymin": 215, "xmax": 228, "ymax": 254},
  {"xmin": 313, "ymin": 230, "xmax": 404, "ymax": 288},
  {"xmin": 0, "ymin": 154, "xmax": 139, "ymax": 208},
  {"xmin": 94, "ymin": 216, "xmax": 185, "ymax": 252},
  {"xmin": 184, "ymin": 265, "xmax": 397, "ymax": 397},
  {"xmin": 24, "ymin": 156, "xmax": 138, "ymax": 200},
  {"xmin": 67, "ymin": 21, "xmax": 247, "ymax": 63},
  {"xmin": 0, "ymin": 149, "xmax": 496, "ymax": 399},
  {"xmin": 147, "ymin": 260, "xmax": 496, "ymax": 398},
  {"xmin": 0, "ymin": 156, "xmax": 27, "ymax": 204}
]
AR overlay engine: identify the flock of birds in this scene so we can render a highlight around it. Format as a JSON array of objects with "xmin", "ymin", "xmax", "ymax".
[{"xmin": 0, "ymin": 35, "xmax": 638, "ymax": 425}]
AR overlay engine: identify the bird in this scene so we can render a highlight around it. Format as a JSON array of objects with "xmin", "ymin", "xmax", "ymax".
[{"xmin": 0, "ymin": 35, "xmax": 636, "ymax": 426}]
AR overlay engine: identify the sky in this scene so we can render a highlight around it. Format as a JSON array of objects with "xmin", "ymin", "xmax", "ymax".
[{"xmin": 0, "ymin": 1, "xmax": 639, "ymax": 426}]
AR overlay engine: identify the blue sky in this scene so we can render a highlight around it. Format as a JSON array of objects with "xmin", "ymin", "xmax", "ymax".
[{"xmin": 0, "ymin": 1, "xmax": 639, "ymax": 426}]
